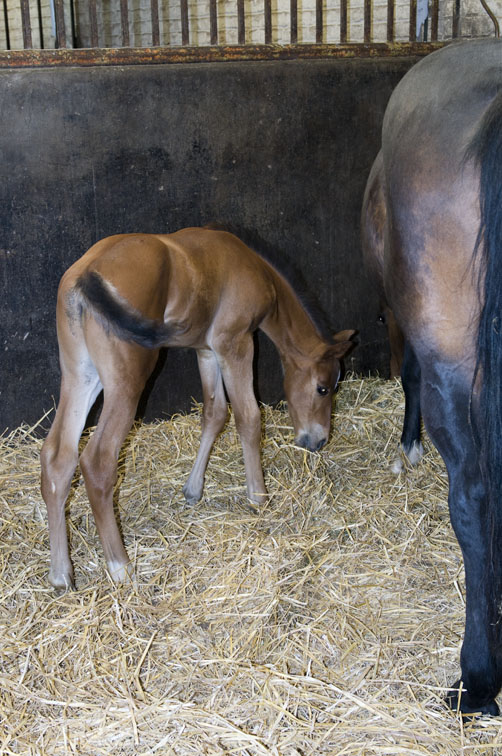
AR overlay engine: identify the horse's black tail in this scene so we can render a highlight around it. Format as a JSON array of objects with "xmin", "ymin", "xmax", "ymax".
[
  {"xmin": 74, "ymin": 270, "xmax": 172, "ymax": 349},
  {"xmin": 470, "ymin": 90, "xmax": 502, "ymax": 654}
]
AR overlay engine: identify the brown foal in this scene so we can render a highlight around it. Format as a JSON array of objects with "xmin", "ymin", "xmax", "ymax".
[{"xmin": 41, "ymin": 227, "xmax": 354, "ymax": 589}]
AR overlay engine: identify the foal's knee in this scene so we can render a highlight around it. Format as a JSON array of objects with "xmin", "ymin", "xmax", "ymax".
[{"xmin": 234, "ymin": 403, "xmax": 261, "ymax": 436}]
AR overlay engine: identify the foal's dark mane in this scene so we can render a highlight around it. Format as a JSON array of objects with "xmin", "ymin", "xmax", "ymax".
[{"xmin": 205, "ymin": 223, "xmax": 334, "ymax": 344}]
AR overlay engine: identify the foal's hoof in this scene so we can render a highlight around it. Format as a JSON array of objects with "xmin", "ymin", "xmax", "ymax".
[
  {"xmin": 446, "ymin": 680, "xmax": 500, "ymax": 717},
  {"xmin": 107, "ymin": 560, "xmax": 135, "ymax": 585},
  {"xmin": 182, "ymin": 482, "xmax": 202, "ymax": 505},
  {"xmin": 49, "ymin": 570, "xmax": 75, "ymax": 592}
]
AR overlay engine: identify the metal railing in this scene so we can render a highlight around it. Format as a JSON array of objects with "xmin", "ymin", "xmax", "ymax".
[
  {"xmin": 0, "ymin": 0, "xmax": 467, "ymax": 50},
  {"xmin": 0, "ymin": 0, "xmax": 499, "ymax": 65}
]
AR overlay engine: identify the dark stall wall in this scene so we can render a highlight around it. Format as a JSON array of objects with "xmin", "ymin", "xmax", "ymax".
[{"xmin": 0, "ymin": 57, "xmax": 418, "ymax": 430}]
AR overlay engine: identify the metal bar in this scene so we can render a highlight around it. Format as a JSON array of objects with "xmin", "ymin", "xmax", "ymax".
[
  {"xmin": 409, "ymin": 0, "xmax": 417, "ymax": 39},
  {"xmin": 37, "ymin": 0, "xmax": 44, "ymax": 48},
  {"xmin": 0, "ymin": 42, "xmax": 447, "ymax": 69},
  {"xmin": 364, "ymin": 0, "xmax": 372, "ymax": 42},
  {"xmin": 20, "ymin": 0, "xmax": 33, "ymax": 49},
  {"xmin": 53, "ymin": 0, "xmax": 66, "ymax": 48},
  {"xmin": 151, "ymin": 0, "xmax": 160, "ymax": 45},
  {"xmin": 316, "ymin": 0, "xmax": 323, "ymax": 42},
  {"xmin": 2, "ymin": 0, "xmax": 10, "ymax": 50},
  {"xmin": 340, "ymin": 0, "xmax": 348, "ymax": 42},
  {"xmin": 430, "ymin": 0, "xmax": 438, "ymax": 39},
  {"xmin": 452, "ymin": 0, "xmax": 460, "ymax": 36},
  {"xmin": 264, "ymin": 0, "xmax": 272, "ymax": 43},
  {"xmin": 120, "ymin": 0, "xmax": 130, "ymax": 46},
  {"xmin": 290, "ymin": 0, "xmax": 297, "ymax": 43},
  {"xmin": 69, "ymin": 0, "xmax": 76, "ymax": 47},
  {"xmin": 89, "ymin": 0, "xmax": 99, "ymax": 47},
  {"xmin": 237, "ymin": 0, "xmax": 245, "ymax": 44},
  {"xmin": 180, "ymin": 0, "xmax": 189, "ymax": 45},
  {"xmin": 479, "ymin": 0, "xmax": 500, "ymax": 36},
  {"xmin": 209, "ymin": 0, "xmax": 217, "ymax": 44},
  {"xmin": 387, "ymin": 0, "xmax": 395, "ymax": 40}
]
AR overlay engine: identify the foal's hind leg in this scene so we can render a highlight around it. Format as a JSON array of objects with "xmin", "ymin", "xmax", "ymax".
[
  {"xmin": 183, "ymin": 348, "xmax": 228, "ymax": 504},
  {"xmin": 392, "ymin": 342, "xmax": 424, "ymax": 472},
  {"xmin": 421, "ymin": 364, "xmax": 501, "ymax": 715},
  {"xmin": 41, "ymin": 372, "xmax": 102, "ymax": 589},
  {"xmin": 41, "ymin": 329, "xmax": 102, "ymax": 589},
  {"xmin": 79, "ymin": 334, "xmax": 158, "ymax": 583}
]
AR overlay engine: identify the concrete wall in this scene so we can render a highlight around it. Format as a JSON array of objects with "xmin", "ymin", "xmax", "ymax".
[{"xmin": 0, "ymin": 56, "xmax": 420, "ymax": 430}]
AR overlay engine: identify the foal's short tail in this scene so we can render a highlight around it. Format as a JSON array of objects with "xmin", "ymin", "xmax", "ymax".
[
  {"xmin": 74, "ymin": 270, "xmax": 173, "ymax": 349},
  {"xmin": 470, "ymin": 91, "xmax": 502, "ymax": 650}
]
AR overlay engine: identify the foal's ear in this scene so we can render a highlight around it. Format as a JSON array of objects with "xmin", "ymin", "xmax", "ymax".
[{"xmin": 330, "ymin": 329, "xmax": 357, "ymax": 359}]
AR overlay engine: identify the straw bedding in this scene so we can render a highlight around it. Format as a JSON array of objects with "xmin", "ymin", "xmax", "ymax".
[{"xmin": 1, "ymin": 376, "xmax": 502, "ymax": 755}]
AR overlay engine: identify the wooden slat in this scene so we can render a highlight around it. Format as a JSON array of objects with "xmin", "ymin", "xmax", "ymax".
[
  {"xmin": 0, "ymin": 42, "xmax": 447, "ymax": 69},
  {"xmin": 290, "ymin": 0, "xmax": 297, "ymax": 43},
  {"xmin": 209, "ymin": 0, "xmax": 218, "ymax": 45},
  {"xmin": 264, "ymin": 0, "xmax": 272, "ymax": 43},
  {"xmin": 20, "ymin": 0, "xmax": 32, "ymax": 49},
  {"xmin": 151, "ymin": 0, "xmax": 160, "ymax": 46},
  {"xmin": 237, "ymin": 0, "xmax": 245, "ymax": 44},
  {"xmin": 340, "ymin": 0, "xmax": 348, "ymax": 42},
  {"xmin": 53, "ymin": 0, "xmax": 66, "ymax": 48},
  {"xmin": 364, "ymin": 0, "xmax": 372, "ymax": 42},
  {"xmin": 316, "ymin": 0, "xmax": 323, "ymax": 42},
  {"xmin": 180, "ymin": 0, "xmax": 189, "ymax": 45},
  {"xmin": 120, "ymin": 0, "xmax": 130, "ymax": 46},
  {"xmin": 89, "ymin": 0, "xmax": 99, "ymax": 47}
]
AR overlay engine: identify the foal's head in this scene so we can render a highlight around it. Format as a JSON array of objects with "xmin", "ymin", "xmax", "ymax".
[{"xmin": 283, "ymin": 330, "xmax": 355, "ymax": 452}]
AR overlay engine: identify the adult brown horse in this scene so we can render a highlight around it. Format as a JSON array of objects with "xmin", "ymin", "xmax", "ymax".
[
  {"xmin": 362, "ymin": 39, "xmax": 502, "ymax": 715},
  {"xmin": 41, "ymin": 227, "xmax": 354, "ymax": 591}
]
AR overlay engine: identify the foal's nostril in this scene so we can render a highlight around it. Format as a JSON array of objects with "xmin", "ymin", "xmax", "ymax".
[{"xmin": 297, "ymin": 434, "xmax": 327, "ymax": 452}]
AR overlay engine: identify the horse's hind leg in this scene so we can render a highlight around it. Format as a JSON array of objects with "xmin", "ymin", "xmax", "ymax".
[
  {"xmin": 392, "ymin": 342, "xmax": 423, "ymax": 472},
  {"xmin": 41, "ymin": 305, "xmax": 103, "ymax": 589},
  {"xmin": 183, "ymin": 348, "xmax": 228, "ymax": 504},
  {"xmin": 420, "ymin": 364, "xmax": 501, "ymax": 715}
]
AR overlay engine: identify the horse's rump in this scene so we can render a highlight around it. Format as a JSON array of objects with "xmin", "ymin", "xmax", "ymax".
[{"xmin": 380, "ymin": 40, "xmax": 502, "ymax": 367}]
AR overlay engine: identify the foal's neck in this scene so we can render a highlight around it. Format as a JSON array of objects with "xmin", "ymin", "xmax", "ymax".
[{"xmin": 260, "ymin": 264, "xmax": 327, "ymax": 361}]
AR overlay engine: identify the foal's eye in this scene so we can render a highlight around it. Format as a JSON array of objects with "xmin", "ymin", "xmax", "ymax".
[{"xmin": 317, "ymin": 385, "xmax": 329, "ymax": 396}]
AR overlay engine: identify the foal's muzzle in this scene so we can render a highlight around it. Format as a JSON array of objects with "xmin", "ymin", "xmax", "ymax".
[{"xmin": 296, "ymin": 434, "xmax": 327, "ymax": 452}]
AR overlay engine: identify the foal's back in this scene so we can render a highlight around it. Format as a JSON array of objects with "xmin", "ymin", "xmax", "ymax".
[{"xmin": 64, "ymin": 228, "xmax": 277, "ymax": 349}]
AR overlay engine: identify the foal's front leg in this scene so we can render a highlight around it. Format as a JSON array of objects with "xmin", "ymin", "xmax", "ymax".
[
  {"xmin": 183, "ymin": 348, "xmax": 228, "ymax": 504},
  {"xmin": 215, "ymin": 333, "xmax": 267, "ymax": 508}
]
